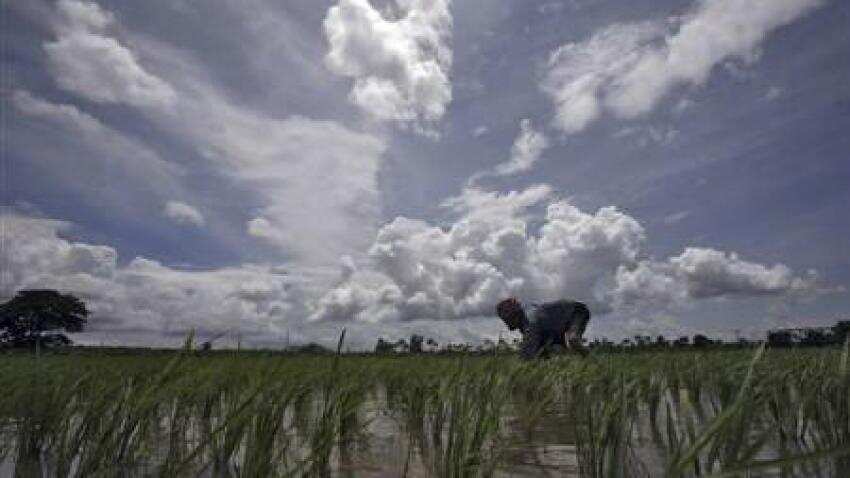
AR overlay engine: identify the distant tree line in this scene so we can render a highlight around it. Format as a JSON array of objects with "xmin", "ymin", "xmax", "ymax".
[
  {"xmin": 372, "ymin": 320, "xmax": 850, "ymax": 355},
  {"xmin": 766, "ymin": 321, "xmax": 850, "ymax": 348},
  {"xmin": 4, "ymin": 288, "xmax": 848, "ymax": 354}
]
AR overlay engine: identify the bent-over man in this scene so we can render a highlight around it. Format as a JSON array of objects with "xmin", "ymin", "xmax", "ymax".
[{"xmin": 496, "ymin": 298, "xmax": 590, "ymax": 360}]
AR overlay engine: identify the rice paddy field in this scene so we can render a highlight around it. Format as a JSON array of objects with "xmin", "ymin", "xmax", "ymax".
[{"xmin": 1, "ymin": 345, "xmax": 849, "ymax": 477}]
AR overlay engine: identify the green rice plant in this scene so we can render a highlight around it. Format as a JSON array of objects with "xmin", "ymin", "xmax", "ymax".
[{"xmin": 2, "ymin": 346, "xmax": 850, "ymax": 477}]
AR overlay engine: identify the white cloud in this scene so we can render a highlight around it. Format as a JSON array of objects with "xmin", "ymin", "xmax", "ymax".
[
  {"xmin": 670, "ymin": 248, "xmax": 817, "ymax": 299},
  {"xmin": 190, "ymin": 112, "xmax": 386, "ymax": 270},
  {"xmin": 1, "ymin": 190, "xmax": 825, "ymax": 345},
  {"xmin": 0, "ymin": 213, "xmax": 295, "ymax": 345},
  {"xmin": 163, "ymin": 201, "xmax": 205, "ymax": 227},
  {"xmin": 673, "ymin": 97, "xmax": 696, "ymax": 115},
  {"xmin": 613, "ymin": 248, "xmax": 819, "ymax": 310},
  {"xmin": 8, "ymin": 90, "xmax": 183, "ymax": 214},
  {"xmin": 11, "ymin": 88, "xmax": 106, "ymax": 133},
  {"xmin": 323, "ymin": 0, "xmax": 452, "ymax": 134},
  {"xmin": 542, "ymin": 22, "xmax": 662, "ymax": 134},
  {"xmin": 39, "ymin": 0, "xmax": 388, "ymax": 280},
  {"xmin": 1, "ymin": 213, "xmax": 514, "ymax": 348},
  {"xmin": 764, "ymin": 86, "xmax": 784, "ymax": 101},
  {"xmin": 495, "ymin": 119, "xmax": 549, "ymax": 176},
  {"xmin": 44, "ymin": 0, "xmax": 176, "ymax": 108},
  {"xmin": 543, "ymin": 0, "xmax": 821, "ymax": 133},
  {"xmin": 613, "ymin": 124, "xmax": 679, "ymax": 148},
  {"xmin": 663, "ymin": 210, "xmax": 691, "ymax": 225},
  {"xmin": 311, "ymin": 185, "xmax": 822, "ymax": 324},
  {"xmin": 469, "ymin": 119, "xmax": 549, "ymax": 183}
]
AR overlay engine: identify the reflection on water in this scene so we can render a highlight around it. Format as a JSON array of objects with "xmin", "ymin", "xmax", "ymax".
[{"xmin": 0, "ymin": 395, "xmax": 585, "ymax": 477}]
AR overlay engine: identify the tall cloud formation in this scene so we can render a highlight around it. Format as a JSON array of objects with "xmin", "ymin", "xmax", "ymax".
[
  {"xmin": 542, "ymin": 0, "xmax": 821, "ymax": 133},
  {"xmin": 323, "ymin": 0, "xmax": 452, "ymax": 134},
  {"xmin": 36, "ymin": 0, "xmax": 388, "ymax": 279},
  {"xmin": 44, "ymin": 0, "xmax": 176, "ymax": 108},
  {"xmin": 311, "ymin": 185, "xmax": 820, "ymax": 323}
]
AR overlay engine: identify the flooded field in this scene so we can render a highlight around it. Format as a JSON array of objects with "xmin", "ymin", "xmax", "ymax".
[{"xmin": 1, "ymin": 347, "xmax": 849, "ymax": 476}]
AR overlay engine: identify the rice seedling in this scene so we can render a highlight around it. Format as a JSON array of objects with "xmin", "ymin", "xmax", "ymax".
[{"xmin": 1, "ymin": 346, "xmax": 849, "ymax": 476}]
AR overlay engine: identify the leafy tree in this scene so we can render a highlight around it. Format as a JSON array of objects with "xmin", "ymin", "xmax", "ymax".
[
  {"xmin": 0, "ymin": 290, "xmax": 89, "ymax": 348},
  {"xmin": 692, "ymin": 334, "xmax": 713, "ymax": 348},
  {"xmin": 767, "ymin": 330, "xmax": 793, "ymax": 347}
]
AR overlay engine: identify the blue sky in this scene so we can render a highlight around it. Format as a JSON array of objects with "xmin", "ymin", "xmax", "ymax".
[{"xmin": 2, "ymin": 0, "xmax": 848, "ymax": 348}]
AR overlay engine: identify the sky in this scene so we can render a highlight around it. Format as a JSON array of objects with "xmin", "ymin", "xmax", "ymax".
[{"xmin": 2, "ymin": 0, "xmax": 849, "ymax": 349}]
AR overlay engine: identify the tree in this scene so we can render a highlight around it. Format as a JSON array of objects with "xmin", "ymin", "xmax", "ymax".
[
  {"xmin": 0, "ymin": 290, "xmax": 89, "ymax": 348},
  {"xmin": 767, "ymin": 330, "xmax": 793, "ymax": 347},
  {"xmin": 692, "ymin": 334, "xmax": 712, "ymax": 348}
]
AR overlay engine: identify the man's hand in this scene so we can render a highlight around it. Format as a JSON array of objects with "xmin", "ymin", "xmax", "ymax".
[{"xmin": 564, "ymin": 330, "xmax": 589, "ymax": 357}]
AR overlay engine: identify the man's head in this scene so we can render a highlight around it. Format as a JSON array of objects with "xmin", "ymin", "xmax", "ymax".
[{"xmin": 496, "ymin": 298, "xmax": 526, "ymax": 331}]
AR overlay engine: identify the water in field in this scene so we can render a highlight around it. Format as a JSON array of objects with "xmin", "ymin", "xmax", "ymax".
[
  {"xmin": 0, "ymin": 394, "xmax": 581, "ymax": 477},
  {"xmin": 1, "ymin": 349, "xmax": 849, "ymax": 476},
  {"xmin": 331, "ymin": 395, "xmax": 583, "ymax": 477}
]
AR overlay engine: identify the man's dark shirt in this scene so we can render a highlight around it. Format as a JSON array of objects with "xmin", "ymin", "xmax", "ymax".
[{"xmin": 518, "ymin": 299, "xmax": 590, "ymax": 359}]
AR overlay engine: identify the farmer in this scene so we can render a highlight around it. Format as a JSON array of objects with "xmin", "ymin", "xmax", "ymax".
[{"xmin": 496, "ymin": 298, "xmax": 590, "ymax": 359}]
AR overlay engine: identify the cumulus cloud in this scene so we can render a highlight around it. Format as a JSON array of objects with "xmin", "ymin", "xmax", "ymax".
[
  {"xmin": 542, "ymin": 0, "xmax": 821, "ymax": 133},
  {"xmin": 670, "ymin": 248, "xmax": 818, "ymax": 299},
  {"xmin": 613, "ymin": 248, "xmax": 820, "ymax": 310},
  {"xmin": 311, "ymin": 185, "xmax": 822, "ymax": 323},
  {"xmin": 323, "ymin": 0, "xmax": 452, "ymax": 134},
  {"xmin": 44, "ymin": 0, "xmax": 176, "ymax": 108},
  {"xmin": 163, "ymin": 201, "xmax": 205, "ymax": 227},
  {"xmin": 0, "ymin": 213, "xmax": 515, "ymax": 348},
  {"xmin": 0, "ymin": 213, "xmax": 296, "ymax": 345}
]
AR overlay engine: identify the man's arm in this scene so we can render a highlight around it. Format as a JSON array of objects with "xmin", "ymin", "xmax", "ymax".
[
  {"xmin": 519, "ymin": 323, "xmax": 545, "ymax": 360},
  {"xmin": 563, "ymin": 302, "xmax": 591, "ymax": 356}
]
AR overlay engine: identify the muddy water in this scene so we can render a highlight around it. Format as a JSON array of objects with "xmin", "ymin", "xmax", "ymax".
[
  {"xmin": 0, "ymin": 403, "xmax": 585, "ymax": 477},
  {"xmin": 326, "ymin": 405, "xmax": 582, "ymax": 477},
  {"xmin": 0, "ymin": 394, "xmax": 795, "ymax": 477}
]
